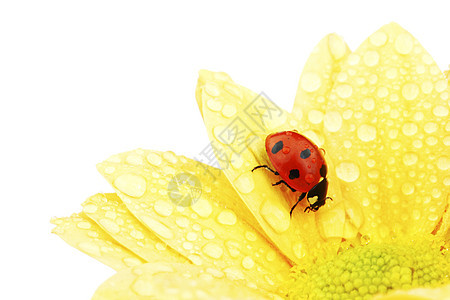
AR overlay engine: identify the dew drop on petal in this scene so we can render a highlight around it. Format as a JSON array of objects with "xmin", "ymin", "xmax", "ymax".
[
  {"xmin": 362, "ymin": 98, "xmax": 375, "ymax": 111},
  {"xmin": 221, "ymin": 103, "xmax": 237, "ymax": 118},
  {"xmin": 206, "ymin": 99, "xmax": 223, "ymax": 112},
  {"xmin": 402, "ymin": 123, "xmax": 418, "ymax": 136},
  {"xmin": 402, "ymin": 83, "xmax": 420, "ymax": 100},
  {"xmin": 436, "ymin": 156, "xmax": 450, "ymax": 171},
  {"xmin": 401, "ymin": 182, "xmax": 415, "ymax": 195},
  {"xmin": 217, "ymin": 209, "xmax": 237, "ymax": 225},
  {"xmin": 242, "ymin": 256, "xmax": 255, "ymax": 269},
  {"xmin": 191, "ymin": 198, "xmax": 213, "ymax": 218},
  {"xmin": 292, "ymin": 242, "xmax": 306, "ymax": 259},
  {"xmin": 403, "ymin": 152, "xmax": 418, "ymax": 166},
  {"xmin": 433, "ymin": 105, "xmax": 449, "ymax": 117},
  {"xmin": 202, "ymin": 229, "xmax": 215, "ymax": 240},
  {"xmin": 357, "ymin": 124, "xmax": 377, "ymax": 142},
  {"xmin": 153, "ymin": 200, "xmax": 173, "ymax": 217},
  {"xmin": 336, "ymin": 162, "xmax": 360, "ymax": 182},
  {"xmin": 230, "ymin": 152, "xmax": 243, "ymax": 169},
  {"xmin": 114, "ymin": 174, "xmax": 147, "ymax": 197},
  {"xmin": 146, "ymin": 152, "xmax": 162, "ymax": 166},
  {"xmin": 83, "ymin": 204, "xmax": 98, "ymax": 214},
  {"xmin": 369, "ymin": 31, "xmax": 388, "ymax": 47},
  {"xmin": 324, "ymin": 111, "xmax": 343, "ymax": 132},
  {"xmin": 336, "ymin": 84, "xmax": 353, "ymax": 98},
  {"xmin": 233, "ymin": 173, "xmax": 255, "ymax": 194},
  {"xmin": 260, "ymin": 200, "xmax": 290, "ymax": 233},
  {"xmin": 99, "ymin": 218, "xmax": 120, "ymax": 234},
  {"xmin": 301, "ymin": 72, "xmax": 322, "ymax": 92},
  {"xmin": 308, "ymin": 110, "xmax": 324, "ymax": 124},
  {"xmin": 395, "ymin": 33, "xmax": 414, "ymax": 55},
  {"xmin": 363, "ymin": 51, "xmax": 379, "ymax": 67},
  {"xmin": 202, "ymin": 243, "xmax": 223, "ymax": 259}
]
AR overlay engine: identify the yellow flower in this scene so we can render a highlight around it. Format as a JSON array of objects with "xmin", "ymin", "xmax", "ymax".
[{"xmin": 52, "ymin": 23, "xmax": 449, "ymax": 299}]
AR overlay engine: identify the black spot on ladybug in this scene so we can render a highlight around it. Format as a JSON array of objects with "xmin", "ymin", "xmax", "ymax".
[
  {"xmin": 320, "ymin": 164, "xmax": 328, "ymax": 178},
  {"xmin": 289, "ymin": 169, "xmax": 300, "ymax": 180},
  {"xmin": 300, "ymin": 148, "xmax": 311, "ymax": 159},
  {"xmin": 271, "ymin": 141, "xmax": 283, "ymax": 154}
]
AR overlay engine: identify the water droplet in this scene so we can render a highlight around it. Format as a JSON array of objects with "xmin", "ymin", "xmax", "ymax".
[
  {"xmin": 324, "ymin": 111, "xmax": 343, "ymax": 132},
  {"xmin": 336, "ymin": 84, "xmax": 353, "ymax": 98},
  {"xmin": 367, "ymin": 184, "xmax": 378, "ymax": 194},
  {"xmin": 221, "ymin": 103, "xmax": 237, "ymax": 118},
  {"xmin": 104, "ymin": 166, "xmax": 116, "ymax": 174},
  {"xmin": 437, "ymin": 156, "xmax": 449, "ymax": 171},
  {"xmin": 99, "ymin": 218, "xmax": 120, "ymax": 234},
  {"xmin": 369, "ymin": 31, "xmax": 388, "ymax": 47},
  {"xmin": 242, "ymin": 256, "xmax": 255, "ymax": 269},
  {"xmin": 386, "ymin": 68, "xmax": 398, "ymax": 79},
  {"xmin": 182, "ymin": 241, "xmax": 193, "ymax": 250},
  {"xmin": 114, "ymin": 173, "xmax": 147, "ymax": 198},
  {"xmin": 83, "ymin": 204, "xmax": 98, "ymax": 214},
  {"xmin": 162, "ymin": 152, "xmax": 178, "ymax": 164},
  {"xmin": 202, "ymin": 243, "xmax": 223, "ymax": 259},
  {"xmin": 202, "ymin": 229, "xmax": 215, "ymax": 240},
  {"xmin": 123, "ymin": 257, "xmax": 143, "ymax": 267},
  {"xmin": 362, "ymin": 98, "xmax": 375, "ymax": 111},
  {"xmin": 130, "ymin": 229, "xmax": 144, "ymax": 240},
  {"xmin": 376, "ymin": 89, "xmax": 389, "ymax": 102},
  {"xmin": 260, "ymin": 200, "xmax": 290, "ymax": 233},
  {"xmin": 336, "ymin": 162, "xmax": 360, "ymax": 182},
  {"xmin": 428, "ymin": 214, "xmax": 438, "ymax": 221},
  {"xmin": 77, "ymin": 221, "xmax": 91, "ymax": 229},
  {"xmin": 186, "ymin": 232, "xmax": 197, "ymax": 242},
  {"xmin": 433, "ymin": 105, "xmax": 449, "ymax": 117},
  {"xmin": 204, "ymin": 82, "xmax": 221, "ymax": 97},
  {"xmin": 347, "ymin": 54, "xmax": 360, "ymax": 66},
  {"xmin": 233, "ymin": 173, "xmax": 255, "ymax": 194},
  {"xmin": 424, "ymin": 122, "xmax": 438, "ymax": 133},
  {"xmin": 308, "ymin": 110, "xmax": 324, "ymax": 124},
  {"xmin": 362, "ymin": 198, "xmax": 370, "ymax": 207},
  {"xmin": 357, "ymin": 124, "xmax": 377, "ymax": 142},
  {"xmin": 153, "ymin": 200, "xmax": 173, "ymax": 217},
  {"xmin": 292, "ymin": 242, "xmax": 306, "ymax": 259},
  {"xmin": 395, "ymin": 33, "xmax": 413, "ymax": 54},
  {"xmin": 224, "ymin": 83, "xmax": 243, "ymax": 99},
  {"xmin": 217, "ymin": 209, "xmax": 237, "ymax": 225},
  {"xmin": 206, "ymin": 99, "xmax": 223, "ymax": 112},
  {"xmin": 301, "ymin": 72, "xmax": 322, "ymax": 92},
  {"xmin": 230, "ymin": 152, "xmax": 244, "ymax": 169},
  {"xmin": 363, "ymin": 50, "xmax": 379, "ymax": 67},
  {"xmin": 401, "ymin": 182, "xmax": 415, "ymax": 195},
  {"xmin": 426, "ymin": 136, "xmax": 438, "ymax": 146},
  {"xmin": 126, "ymin": 155, "xmax": 143, "ymax": 165},
  {"xmin": 402, "ymin": 123, "xmax": 418, "ymax": 136},
  {"xmin": 402, "ymin": 83, "xmax": 419, "ymax": 100},
  {"xmin": 191, "ymin": 198, "xmax": 212, "ymax": 218},
  {"xmin": 435, "ymin": 79, "xmax": 448, "ymax": 92},
  {"xmin": 390, "ymin": 195, "xmax": 400, "ymax": 204},
  {"xmin": 146, "ymin": 152, "xmax": 162, "ymax": 166},
  {"xmin": 141, "ymin": 215, "xmax": 174, "ymax": 240},
  {"xmin": 175, "ymin": 216, "xmax": 189, "ymax": 228},
  {"xmin": 403, "ymin": 152, "xmax": 418, "ymax": 166}
]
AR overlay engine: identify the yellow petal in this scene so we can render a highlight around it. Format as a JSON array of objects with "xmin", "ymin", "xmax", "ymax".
[
  {"xmin": 196, "ymin": 70, "xmax": 344, "ymax": 264},
  {"xmin": 82, "ymin": 193, "xmax": 190, "ymax": 264},
  {"xmin": 374, "ymin": 283, "xmax": 450, "ymax": 300},
  {"xmin": 293, "ymin": 33, "xmax": 351, "ymax": 132},
  {"xmin": 323, "ymin": 23, "xmax": 450, "ymax": 240},
  {"xmin": 97, "ymin": 149, "xmax": 291, "ymax": 295},
  {"xmin": 51, "ymin": 212, "xmax": 144, "ymax": 270},
  {"xmin": 92, "ymin": 262, "xmax": 271, "ymax": 300}
]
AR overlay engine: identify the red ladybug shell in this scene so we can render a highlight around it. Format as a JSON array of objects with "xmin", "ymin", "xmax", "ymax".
[{"xmin": 265, "ymin": 131, "xmax": 327, "ymax": 193}]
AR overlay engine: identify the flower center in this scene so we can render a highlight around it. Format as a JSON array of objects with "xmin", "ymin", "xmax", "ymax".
[{"xmin": 287, "ymin": 237, "xmax": 449, "ymax": 299}]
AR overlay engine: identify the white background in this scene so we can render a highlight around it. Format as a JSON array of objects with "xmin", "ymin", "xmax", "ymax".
[{"xmin": 1, "ymin": 1, "xmax": 449, "ymax": 299}]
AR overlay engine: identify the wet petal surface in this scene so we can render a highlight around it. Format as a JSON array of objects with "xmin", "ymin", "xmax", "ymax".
[
  {"xmin": 97, "ymin": 149, "xmax": 291, "ymax": 294},
  {"xmin": 82, "ymin": 193, "xmax": 189, "ymax": 264},
  {"xmin": 51, "ymin": 213, "xmax": 144, "ymax": 270},
  {"xmin": 196, "ymin": 70, "xmax": 344, "ymax": 264},
  {"xmin": 322, "ymin": 23, "xmax": 450, "ymax": 240},
  {"xmin": 92, "ymin": 262, "xmax": 271, "ymax": 300}
]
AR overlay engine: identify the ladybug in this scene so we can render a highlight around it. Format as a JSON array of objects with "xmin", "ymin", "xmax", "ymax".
[{"xmin": 252, "ymin": 131, "xmax": 332, "ymax": 216}]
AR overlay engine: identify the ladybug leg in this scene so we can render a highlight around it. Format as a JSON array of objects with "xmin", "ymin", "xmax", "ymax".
[
  {"xmin": 290, "ymin": 192, "xmax": 306, "ymax": 217},
  {"xmin": 272, "ymin": 180, "xmax": 296, "ymax": 192},
  {"xmin": 251, "ymin": 165, "xmax": 279, "ymax": 175}
]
